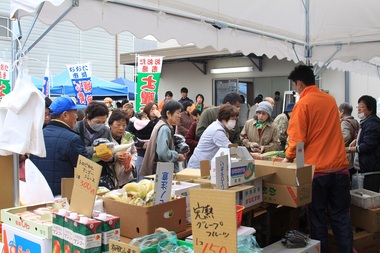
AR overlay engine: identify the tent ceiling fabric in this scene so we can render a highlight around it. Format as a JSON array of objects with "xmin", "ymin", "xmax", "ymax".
[{"xmin": 11, "ymin": 0, "xmax": 380, "ymax": 77}]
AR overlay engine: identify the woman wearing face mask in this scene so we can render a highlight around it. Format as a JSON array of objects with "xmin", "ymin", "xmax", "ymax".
[
  {"xmin": 74, "ymin": 101, "xmax": 118, "ymax": 189},
  {"xmin": 187, "ymin": 104, "xmax": 239, "ymax": 169},
  {"xmin": 347, "ymin": 95, "xmax": 380, "ymax": 192},
  {"xmin": 240, "ymin": 101, "xmax": 280, "ymax": 160}
]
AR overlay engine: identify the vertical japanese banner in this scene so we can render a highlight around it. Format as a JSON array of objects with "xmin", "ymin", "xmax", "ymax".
[
  {"xmin": 66, "ymin": 63, "xmax": 93, "ymax": 105},
  {"xmin": 136, "ymin": 55, "xmax": 163, "ymax": 112},
  {"xmin": 0, "ymin": 62, "xmax": 10, "ymax": 100},
  {"xmin": 42, "ymin": 57, "xmax": 50, "ymax": 97}
]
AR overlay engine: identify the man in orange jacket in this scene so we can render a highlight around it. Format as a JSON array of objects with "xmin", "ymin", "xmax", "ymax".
[{"xmin": 284, "ymin": 65, "xmax": 352, "ymax": 253}]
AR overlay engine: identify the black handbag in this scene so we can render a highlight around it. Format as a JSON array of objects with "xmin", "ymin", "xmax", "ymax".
[{"xmin": 98, "ymin": 161, "xmax": 118, "ymax": 190}]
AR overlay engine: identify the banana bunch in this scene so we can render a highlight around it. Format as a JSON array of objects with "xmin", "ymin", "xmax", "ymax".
[{"xmin": 103, "ymin": 179, "xmax": 178, "ymax": 206}]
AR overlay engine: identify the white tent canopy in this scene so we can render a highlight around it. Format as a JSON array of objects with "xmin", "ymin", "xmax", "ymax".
[{"xmin": 10, "ymin": 0, "xmax": 380, "ymax": 77}]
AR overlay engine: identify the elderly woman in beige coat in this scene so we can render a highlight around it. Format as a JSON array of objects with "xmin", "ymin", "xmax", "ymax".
[{"xmin": 240, "ymin": 101, "xmax": 280, "ymax": 159}]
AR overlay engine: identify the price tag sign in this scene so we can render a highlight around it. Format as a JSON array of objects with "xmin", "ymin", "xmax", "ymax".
[
  {"xmin": 70, "ymin": 155, "xmax": 102, "ymax": 217},
  {"xmin": 296, "ymin": 142, "xmax": 304, "ymax": 168},
  {"xmin": 189, "ymin": 188, "xmax": 237, "ymax": 253},
  {"xmin": 109, "ymin": 239, "xmax": 140, "ymax": 253},
  {"xmin": 153, "ymin": 162, "xmax": 174, "ymax": 205},
  {"xmin": 215, "ymin": 155, "xmax": 229, "ymax": 190}
]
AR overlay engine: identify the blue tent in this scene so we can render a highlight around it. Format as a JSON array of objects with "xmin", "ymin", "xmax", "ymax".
[
  {"xmin": 33, "ymin": 70, "xmax": 129, "ymax": 97},
  {"xmin": 110, "ymin": 77, "xmax": 136, "ymax": 100}
]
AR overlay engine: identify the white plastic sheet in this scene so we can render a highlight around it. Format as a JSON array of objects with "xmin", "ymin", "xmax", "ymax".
[{"xmin": 0, "ymin": 71, "xmax": 46, "ymax": 156}]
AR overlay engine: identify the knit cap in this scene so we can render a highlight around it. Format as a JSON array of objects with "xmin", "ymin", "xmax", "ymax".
[{"xmin": 256, "ymin": 101, "xmax": 273, "ymax": 116}]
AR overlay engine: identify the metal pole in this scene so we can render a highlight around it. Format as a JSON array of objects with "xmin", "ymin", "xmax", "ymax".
[{"xmin": 11, "ymin": 14, "xmax": 20, "ymax": 207}]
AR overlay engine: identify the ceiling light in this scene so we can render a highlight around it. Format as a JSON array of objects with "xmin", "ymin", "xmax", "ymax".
[{"xmin": 210, "ymin": 66, "xmax": 253, "ymax": 74}]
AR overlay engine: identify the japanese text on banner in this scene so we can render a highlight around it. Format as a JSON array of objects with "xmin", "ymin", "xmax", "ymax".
[
  {"xmin": 67, "ymin": 63, "xmax": 93, "ymax": 105},
  {"xmin": 136, "ymin": 55, "xmax": 163, "ymax": 112},
  {"xmin": 0, "ymin": 62, "xmax": 10, "ymax": 99}
]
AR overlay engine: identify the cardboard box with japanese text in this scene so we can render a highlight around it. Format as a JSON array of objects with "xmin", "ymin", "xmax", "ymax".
[
  {"xmin": 102, "ymin": 197, "xmax": 186, "ymax": 238},
  {"xmin": 255, "ymin": 160, "xmax": 313, "ymax": 207},
  {"xmin": 211, "ymin": 146, "xmax": 255, "ymax": 186},
  {"xmin": 1, "ymin": 202, "xmax": 55, "ymax": 239},
  {"xmin": 2, "ymin": 223, "xmax": 52, "ymax": 253},
  {"xmin": 262, "ymin": 182, "xmax": 312, "ymax": 208}
]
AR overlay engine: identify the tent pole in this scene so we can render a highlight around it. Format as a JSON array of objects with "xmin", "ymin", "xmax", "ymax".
[
  {"xmin": 11, "ymin": 13, "xmax": 20, "ymax": 207},
  {"xmin": 304, "ymin": 0, "xmax": 311, "ymax": 66}
]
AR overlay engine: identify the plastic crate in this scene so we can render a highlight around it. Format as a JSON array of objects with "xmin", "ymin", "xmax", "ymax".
[
  {"xmin": 236, "ymin": 205, "xmax": 245, "ymax": 228},
  {"xmin": 350, "ymin": 189, "xmax": 380, "ymax": 209}
]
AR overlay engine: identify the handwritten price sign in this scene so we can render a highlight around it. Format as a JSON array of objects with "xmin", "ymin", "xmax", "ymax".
[
  {"xmin": 189, "ymin": 188, "xmax": 237, "ymax": 253},
  {"xmin": 71, "ymin": 155, "xmax": 102, "ymax": 217}
]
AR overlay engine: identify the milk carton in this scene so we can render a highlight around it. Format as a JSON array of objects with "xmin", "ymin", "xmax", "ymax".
[
  {"xmin": 94, "ymin": 212, "xmax": 120, "ymax": 253},
  {"xmin": 72, "ymin": 216, "xmax": 102, "ymax": 253}
]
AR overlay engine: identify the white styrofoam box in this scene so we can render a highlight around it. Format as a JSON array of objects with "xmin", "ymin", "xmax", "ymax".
[
  {"xmin": 211, "ymin": 147, "xmax": 255, "ymax": 186},
  {"xmin": 240, "ymin": 178, "xmax": 263, "ymax": 208},
  {"xmin": 171, "ymin": 181, "xmax": 200, "ymax": 223},
  {"xmin": 2, "ymin": 223, "xmax": 52, "ymax": 253},
  {"xmin": 263, "ymin": 239, "xmax": 320, "ymax": 253},
  {"xmin": 350, "ymin": 189, "xmax": 380, "ymax": 209}
]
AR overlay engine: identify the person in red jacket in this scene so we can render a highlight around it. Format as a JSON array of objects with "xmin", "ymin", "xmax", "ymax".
[
  {"xmin": 185, "ymin": 109, "xmax": 202, "ymax": 161},
  {"xmin": 284, "ymin": 65, "xmax": 352, "ymax": 253}
]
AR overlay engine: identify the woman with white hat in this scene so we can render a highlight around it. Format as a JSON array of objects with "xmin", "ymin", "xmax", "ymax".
[{"xmin": 240, "ymin": 101, "xmax": 280, "ymax": 159}]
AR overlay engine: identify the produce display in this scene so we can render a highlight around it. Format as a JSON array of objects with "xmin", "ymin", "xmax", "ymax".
[{"xmin": 102, "ymin": 179, "xmax": 177, "ymax": 206}]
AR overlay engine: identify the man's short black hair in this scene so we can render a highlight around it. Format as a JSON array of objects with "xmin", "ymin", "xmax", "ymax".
[
  {"xmin": 180, "ymin": 87, "xmax": 188, "ymax": 94},
  {"xmin": 165, "ymin": 91, "xmax": 173, "ymax": 97},
  {"xmin": 222, "ymin": 92, "xmax": 243, "ymax": 105},
  {"xmin": 288, "ymin": 65, "xmax": 315, "ymax": 86},
  {"xmin": 275, "ymin": 91, "xmax": 280, "ymax": 95}
]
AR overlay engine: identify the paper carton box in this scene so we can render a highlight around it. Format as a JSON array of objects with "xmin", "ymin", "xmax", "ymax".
[
  {"xmin": 102, "ymin": 197, "xmax": 186, "ymax": 238},
  {"xmin": 93, "ymin": 212, "xmax": 120, "ymax": 253},
  {"xmin": 211, "ymin": 146, "xmax": 255, "ymax": 186},
  {"xmin": 72, "ymin": 217, "xmax": 102, "ymax": 253},
  {"xmin": 2, "ymin": 223, "xmax": 52, "ymax": 253},
  {"xmin": 240, "ymin": 178, "xmax": 263, "ymax": 208},
  {"xmin": 1, "ymin": 203, "xmax": 55, "ymax": 239},
  {"xmin": 255, "ymin": 160, "xmax": 313, "ymax": 186},
  {"xmin": 328, "ymin": 229, "xmax": 380, "ymax": 253},
  {"xmin": 262, "ymin": 182, "xmax": 312, "ymax": 208},
  {"xmin": 171, "ymin": 181, "xmax": 200, "ymax": 223},
  {"xmin": 350, "ymin": 205, "xmax": 380, "ymax": 233}
]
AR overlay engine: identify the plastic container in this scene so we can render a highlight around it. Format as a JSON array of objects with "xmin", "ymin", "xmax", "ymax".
[
  {"xmin": 352, "ymin": 173, "xmax": 364, "ymax": 190},
  {"xmin": 350, "ymin": 189, "xmax": 380, "ymax": 209},
  {"xmin": 236, "ymin": 205, "xmax": 245, "ymax": 228}
]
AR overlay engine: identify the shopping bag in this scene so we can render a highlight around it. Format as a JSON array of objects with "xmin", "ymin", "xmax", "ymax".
[{"xmin": 19, "ymin": 159, "xmax": 54, "ymax": 205}]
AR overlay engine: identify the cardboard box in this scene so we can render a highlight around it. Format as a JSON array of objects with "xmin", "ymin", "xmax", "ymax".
[
  {"xmin": 185, "ymin": 178, "xmax": 213, "ymax": 189},
  {"xmin": 262, "ymin": 238, "xmax": 320, "ymax": 253},
  {"xmin": 211, "ymin": 146, "xmax": 255, "ymax": 186},
  {"xmin": 350, "ymin": 204, "xmax": 380, "ymax": 233},
  {"xmin": 328, "ymin": 229, "xmax": 380, "ymax": 253},
  {"xmin": 0, "ymin": 155, "xmax": 14, "ymax": 218},
  {"xmin": 61, "ymin": 178, "xmax": 74, "ymax": 202},
  {"xmin": 171, "ymin": 181, "xmax": 200, "ymax": 223},
  {"xmin": 2, "ymin": 223, "xmax": 52, "ymax": 253},
  {"xmin": 1, "ymin": 202, "xmax": 54, "ymax": 239},
  {"xmin": 262, "ymin": 182, "xmax": 312, "ymax": 208},
  {"xmin": 240, "ymin": 178, "xmax": 263, "ymax": 208},
  {"xmin": 102, "ymin": 197, "xmax": 186, "ymax": 238},
  {"xmin": 255, "ymin": 160, "xmax": 313, "ymax": 186}
]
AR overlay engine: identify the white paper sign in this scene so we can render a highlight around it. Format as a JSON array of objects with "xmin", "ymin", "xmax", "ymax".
[
  {"xmin": 153, "ymin": 162, "xmax": 174, "ymax": 205},
  {"xmin": 215, "ymin": 155, "xmax": 229, "ymax": 190},
  {"xmin": 296, "ymin": 142, "xmax": 304, "ymax": 168}
]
